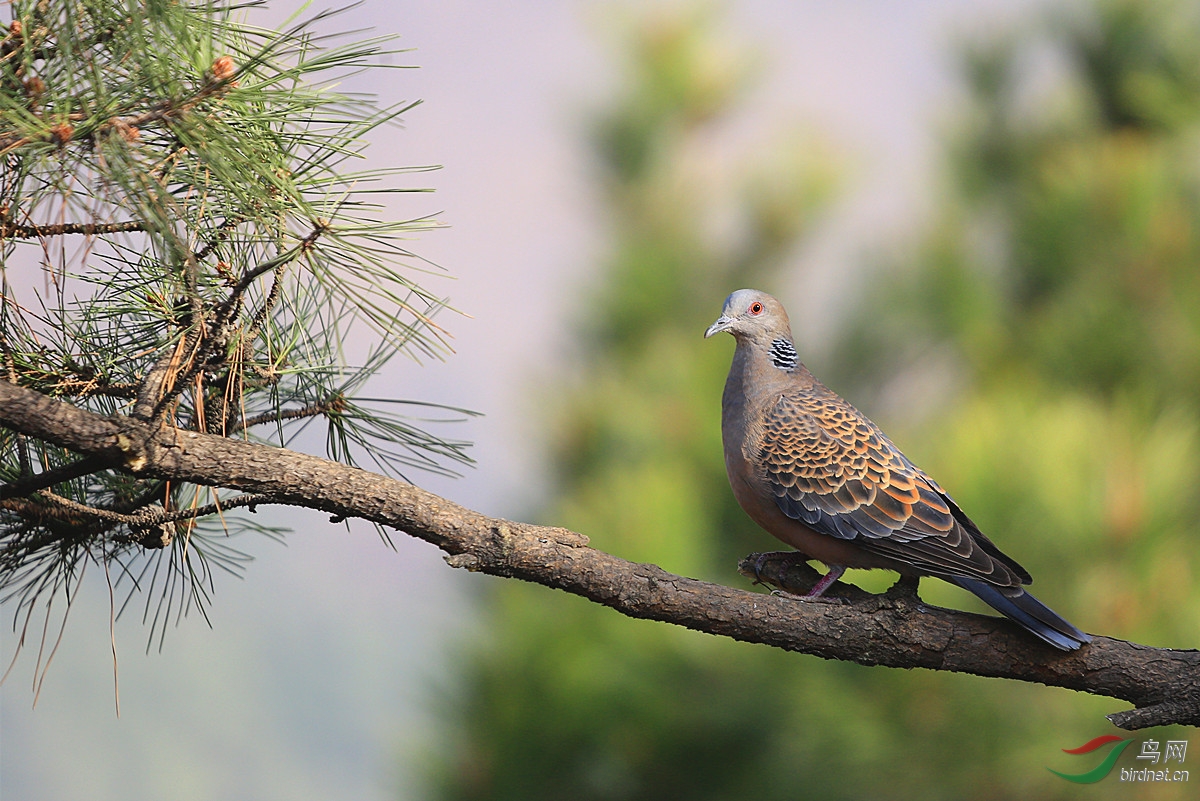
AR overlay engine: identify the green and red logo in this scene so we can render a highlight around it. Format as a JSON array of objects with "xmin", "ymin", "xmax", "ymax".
[
  {"xmin": 1048, "ymin": 735, "xmax": 1132, "ymax": 783},
  {"xmin": 1050, "ymin": 735, "xmax": 1190, "ymax": 784}
]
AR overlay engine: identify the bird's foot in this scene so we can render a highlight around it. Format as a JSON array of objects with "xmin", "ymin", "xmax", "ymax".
[
  {"xmin": 805, "ymin": 564, "xmax": 846, "ymax": 598},
  {"xmin": 770, "ymin": 588, "xmax": 847, "ymax": 605},
  {"xmin": 739, "ymin": 553, "xmax": 850, "ymax": 599},
  {"xmin": 766, "ymin": 563, "xmax": 847, "ymax": 603},
  {"xmin": 745, "ymin": 550, "xmax": 811, "ymax": 587}
]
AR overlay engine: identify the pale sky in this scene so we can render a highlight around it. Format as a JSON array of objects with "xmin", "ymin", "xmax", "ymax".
[{"xmin": 1, "ymin": 2, "xmax": 1049, "ymax": 799}]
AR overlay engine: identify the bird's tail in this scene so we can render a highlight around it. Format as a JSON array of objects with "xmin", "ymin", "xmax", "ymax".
[{"xmin": 952, "ymin": 576, "xmax": 1091, "ymax": 651}]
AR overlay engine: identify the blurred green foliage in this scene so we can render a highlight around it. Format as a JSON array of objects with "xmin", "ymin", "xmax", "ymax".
[
  {"xmin": 427, "ymin": 2, "xmax": 1199, "ymax": 799},
  {"xmin": 838, "ymin": 0, "xmax": 1200, "ymax": 657}
]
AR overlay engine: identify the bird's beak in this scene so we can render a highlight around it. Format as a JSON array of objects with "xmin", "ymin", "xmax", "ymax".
[{"xmin": 704, "ymin": 315, "xmax": 735, "ymax": 338}]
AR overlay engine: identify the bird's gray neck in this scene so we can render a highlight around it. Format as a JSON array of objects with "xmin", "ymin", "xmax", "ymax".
[{"xmin": 723, "ymin": 337, "xmax": 809, "ymax": 420}]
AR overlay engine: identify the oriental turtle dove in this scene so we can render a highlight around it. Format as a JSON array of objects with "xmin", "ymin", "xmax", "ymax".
[{"xmin": 706, "ymin": 288, "xmax": 1090, "ymax": 651}]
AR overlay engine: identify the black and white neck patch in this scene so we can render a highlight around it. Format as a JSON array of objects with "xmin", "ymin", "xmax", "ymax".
[{"xmin": 769, "ymin": 338, "xmax": 798, "ymax": 370}]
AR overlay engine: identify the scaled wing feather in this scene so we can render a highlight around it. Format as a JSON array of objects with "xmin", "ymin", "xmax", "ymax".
[{"xmin": 760, "ymin": 392, "xmax": 1024, "ymax": 587}]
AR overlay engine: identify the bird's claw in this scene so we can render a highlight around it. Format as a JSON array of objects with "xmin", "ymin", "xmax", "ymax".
[
  {"xmin": 747, "ymin": 550, "xmax": 809, "ymax": 586},
  {"xmin": 750, "ymin": 551, "xmax": 772, "ymax": 586},
  {"xmin": 770, "ymin": 589, "xmax": 846, "ymax": 605}
]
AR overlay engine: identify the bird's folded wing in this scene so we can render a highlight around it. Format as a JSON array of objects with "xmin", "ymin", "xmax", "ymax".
[{"xmin": 761, "ymin": 392, "xmax": 1027, "ymax": 587}]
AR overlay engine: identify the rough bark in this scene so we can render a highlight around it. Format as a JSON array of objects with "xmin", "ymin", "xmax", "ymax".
[{"xmin": 0, "ymin": 379, "xmax": 1196, "ymax": 730}]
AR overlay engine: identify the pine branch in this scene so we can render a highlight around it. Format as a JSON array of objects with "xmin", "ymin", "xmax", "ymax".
[
  {"xmin": 139, "ymin": 231, "xmax": 325, "ymax": 425},
  {"xmin": 192, "ymin": 216, "xmax": 244, "ymax": 263},
  {"xmin": 131, "ymin": 334, "xmax": 195, "ymax": 422},
  {"xmin": 0, "ymin": 69, "xmax": 239, "ymax": 154},
  {"xmin": 0, "ymin": 220, "xmax": 146, "ymax": 239},
  {"xmin": 232, "ymin": 397, "xmax": 345, "ymax": 432},
  {"xmin": 2, "ymin": 379, "xmax": 1197, "ymax": 731},
  {"xmin": 0, "ymin": 0, "xmax": 469, "ymax": 659},
  {"xmin": 241, "ymin": 261, "xmax": 285, "ymax": 345},
  {"xmin": 0, "ymin": 455, "xmax": 103, "ymax": 500},
  {"xmin": 12, "ymin": 486, "xmax": 270, "ymax": 530},
  {"xmin": 3, "ymin": 365, "xmax": 138, "ymax": 400}
]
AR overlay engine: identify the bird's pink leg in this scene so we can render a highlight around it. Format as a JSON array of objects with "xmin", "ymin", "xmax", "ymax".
[{"xmin": 804, "ymin": 564, "xmax": 846, "ymax": 598}]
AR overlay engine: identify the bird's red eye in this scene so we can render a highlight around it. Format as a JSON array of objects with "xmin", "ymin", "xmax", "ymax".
[{"xmin": 749, "ymin": 302, "xmax": 763, "ymax": 315}]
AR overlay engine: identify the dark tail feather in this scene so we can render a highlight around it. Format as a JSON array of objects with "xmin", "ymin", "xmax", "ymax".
[{"xmin": 952, "ymin": 577, "xmax": 1091, "ymax": 651}]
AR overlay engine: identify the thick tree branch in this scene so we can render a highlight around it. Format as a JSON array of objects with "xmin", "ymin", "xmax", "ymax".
[{"xmin": 0, "ymin": 378, "xmax": 1196, "ymax": 730}]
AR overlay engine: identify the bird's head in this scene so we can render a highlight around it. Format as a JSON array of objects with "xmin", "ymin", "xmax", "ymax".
[{"xmin": 704, "ymin": 289, "xmax": 793, "ymax": 344}]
